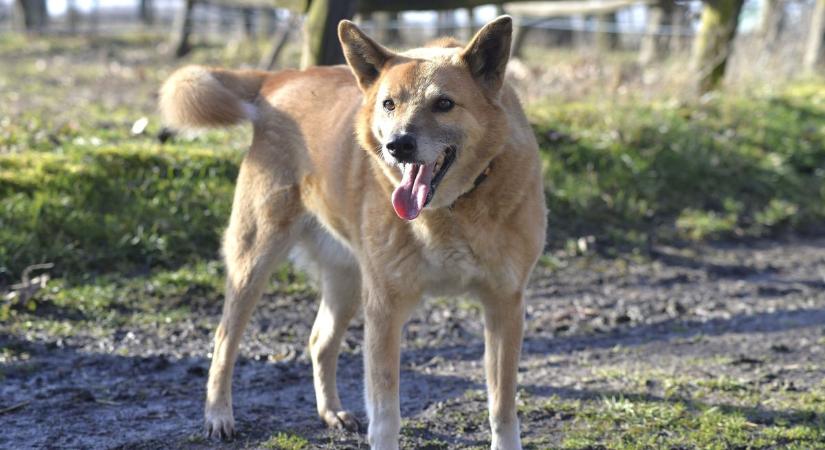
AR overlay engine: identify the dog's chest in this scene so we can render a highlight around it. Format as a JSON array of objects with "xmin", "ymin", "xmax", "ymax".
[{"xmin": 417, "ymin": 232, "xmax": 483, "ymax": 296}]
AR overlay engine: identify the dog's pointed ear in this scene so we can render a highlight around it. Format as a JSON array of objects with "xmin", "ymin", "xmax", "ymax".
[
  {"xmin": 338, "ymin": 20, "xmax": 394, "ymax": 91},
  {"xmin": 461, "ymin": 16, "xmax": 513, "ymax": 93}
]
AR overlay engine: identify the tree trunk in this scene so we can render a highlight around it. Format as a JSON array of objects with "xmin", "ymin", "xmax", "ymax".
[
  {"xmin": 387, "ymin": 12, "xmax": 402, "ymax": 45},
  {"xmin": 804, "ymin": 0, "xmax": 825, "ymax": 71},
  {"xmin": 90, "ymin": 0, "xmax": 101, "ymax": 34},
  {"xmin": 372, "ymin": 11, "xmax": 401, "ymax": 46},
  {"xmin": 67, "ymin": 0, "xmax": 79, "ymax": 34},
  {"xmin": 595, "ymin": 11, "xmax": 619, "ymax": 51},
  {"xmin": 260, "ymin": 14, "xmax": 297, "ymax": 70},
  {"xmin": 464, "ymin": 7, "xmax": 475, "ymax": 41},
  {"xmin": 759, "ymin": 0, "xmax": 783, "ymax": 45},
  {"xmin": 172, "ymin": 0, "xmax": 196, "ymax": 58},
  {"xmin": 264, "ymin": 8, "xmax": 278, "ymax": 35},
  {"xmin": 437, "ymin": 10, "xmax": 458, "ymax": 37},
  {"xmin": 15, "ymin": 0, "xmax": 48, "ymax": 32},
  {"xmin": 670, "ymin": 3, "xmax": 691, "ymax": 53},
  {"xmin": 242, "ymin": 8, "xmax": 256, "ymax": 38},
  {"xmin": 301, "ymin": 0, "xmax": 357, "ymax": 68},
  {"xmin": 511, "ymin": 19, "xmax": 532, "ymax": 58},
  {"xmin": 691, "ymin": 0, "xmax": 745, "ymax": 93},
  {"xmin": 639, "ymin": 0, "xmax": 674, "ymax": 65},
  {"xmin": 139, "ymin": 0, "xmax": 154, "ymax": 25}
]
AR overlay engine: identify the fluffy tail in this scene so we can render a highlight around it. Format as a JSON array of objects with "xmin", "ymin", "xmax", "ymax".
[{"xmin": 159, "ymin": 65, "xmax": 268, "ymax": 129}]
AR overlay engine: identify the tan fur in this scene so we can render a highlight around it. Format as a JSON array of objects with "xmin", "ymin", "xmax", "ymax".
[
  {"xmin": 160, "ymin": 66, "xmax": 268, "ymax": 128},
  {"xmin": 159, "ymin": 16, "xmax": 546, "ymax": 450}
]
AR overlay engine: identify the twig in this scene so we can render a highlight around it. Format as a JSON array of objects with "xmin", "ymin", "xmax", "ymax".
[
  {"xmin": 15, "ymin": 262, "xmax": 55, "ymax": 289},
  {"xmin": 0, "ymin": 400, "xmax": 30, "ymax": 415},
  {"xmin": 6, "ymin": 262, "xmax": 54, "ymax": 305}
]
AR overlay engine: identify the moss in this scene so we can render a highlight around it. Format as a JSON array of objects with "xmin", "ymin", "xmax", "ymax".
[
  {"xmin": 261, "ymin": 432, "xmax": 311, "ymax": 450},
  {"xmin": 0, "ymin": 145, "xmax": 241, "ymax": 280}
]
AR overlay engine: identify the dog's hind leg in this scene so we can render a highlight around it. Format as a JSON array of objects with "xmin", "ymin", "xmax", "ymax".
[
  {"xmin": 204, "ymin": 154, "xmax": 304, "ymax": 440},
  {"xmin": 309, "ymin": 261, "xmax": 361, "ymax": 431},
  {"xmin": 291, "ymin": 227, "xmax": 362, "ymax": 431}
]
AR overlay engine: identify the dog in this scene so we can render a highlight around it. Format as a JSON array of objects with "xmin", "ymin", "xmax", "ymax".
[{"xmin": 159, "ymin": 16, "xmax": 546, "ymax": 450}]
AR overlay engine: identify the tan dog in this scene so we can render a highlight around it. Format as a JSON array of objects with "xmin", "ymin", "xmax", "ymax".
[{"xmin": 159, "ymin": 16, "xmax": 546, "ymax": 450}]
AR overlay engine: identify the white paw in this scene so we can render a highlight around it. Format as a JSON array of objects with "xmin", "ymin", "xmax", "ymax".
[
  {"xmin": 204, "ymin": 408, "xmax": 235, "ymax": 440},
  {"xmin": 491, "ymin": 432, "xmax": 522, "ymax": 450},
  {"xmin": 368, "ymin": 423, "xmax": 400, "ymax": 450}
]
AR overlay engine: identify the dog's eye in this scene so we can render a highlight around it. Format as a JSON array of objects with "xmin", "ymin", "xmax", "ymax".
[
  {"xmin": 435, "ymin": 98, "xmax": 454, "ymax": 112},
  {"xmin": 383, "ymin": 99, "xmax": 395, "ymax": 112}
]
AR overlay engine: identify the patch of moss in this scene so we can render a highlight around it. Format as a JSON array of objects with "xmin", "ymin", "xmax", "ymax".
[{"xmin": 261, "ymin": 431, "xmax": 311, "ymax": 450}]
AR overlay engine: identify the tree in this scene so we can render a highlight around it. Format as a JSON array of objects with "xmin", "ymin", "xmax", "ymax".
[
  {"xmin": 139, "ymin": 0, "xmax": 154, "ymax": 25},
  {"xmin": 171, "ymin": 0, "xmax": 196, "ymax": 57},
  {"xmin": 691, "ymin": 0, "xmax": 745, "ymax": 93},
  {"xmin": 301, "ymin": 0, "xmax": 357, "ymax": 67},
  {"xmin": 595, "ymin": 11, "xmax": 619, "ymax": 51},
  {"xmin": 15, "ymin": 0, "xmax": 48, "ymax": 32},
  {"xmin": 369, "ymin": 11, "xmax": 402, "ymax": 46},
  {"xmin": 639, "ymin": 0, "xmax": 674, "ymax": 65},
  {"xmin": 804, "ymin": 0, "xmax": 825, "ymax": 71},
  {"xmin": 759, "ymin": 0, "xmax": 783, "ymax": 46}
]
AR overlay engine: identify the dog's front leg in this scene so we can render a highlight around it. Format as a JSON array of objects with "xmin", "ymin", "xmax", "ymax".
[
  {"xmin": 363, "ymin": 286, "xmax": 410, "ymax": 450},
  {"xmin": 480, "ymin": 290, "xmax": 525, "ymax": 450}
]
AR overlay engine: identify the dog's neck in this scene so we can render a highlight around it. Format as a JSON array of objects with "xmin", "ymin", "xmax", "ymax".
[{"xmin": 449, "ymin": 161, "xmax": 493, "ymax": 208}]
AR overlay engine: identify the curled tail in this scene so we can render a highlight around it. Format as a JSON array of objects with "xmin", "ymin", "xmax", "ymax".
[{"xmin": 159, "ymin": 65, "xmax": 268, "ymax": 129}]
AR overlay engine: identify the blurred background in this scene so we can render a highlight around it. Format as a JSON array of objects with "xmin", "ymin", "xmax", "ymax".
[
  {"xmin": 1, "ymin": 2, "xmax": 825, "ymax": 448},
  {"xmin": 2, "ymin": 0, "xmax": 824, "ymax": 91}
]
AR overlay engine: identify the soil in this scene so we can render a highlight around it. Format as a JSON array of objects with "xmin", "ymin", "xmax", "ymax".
[{"xmin": 2, "ymin": 238, "xmax": 825, "ymax": 449}]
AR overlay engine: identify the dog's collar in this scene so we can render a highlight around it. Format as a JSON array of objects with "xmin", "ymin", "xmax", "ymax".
[
  {"xmin": 453, "ymin": 161, "xmax": 492, "ymax": 207},
  {"xmin": 472, "ymin": 163, "xmax": 492, "ymax": 191}
]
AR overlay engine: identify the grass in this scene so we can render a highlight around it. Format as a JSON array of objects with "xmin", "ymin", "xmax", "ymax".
[
  {"xmin": 1, "ymin": 258, "xmax": 313, "ymax": 340},
  {"xmin": 555, "ymin": 391, "xmax": 825, "ymax": 450},
  {"xmin": 513, "ymin": 369, "xmax": 825, "ymax": 450},
  {"xmin": 0, "ymin": 143, "xmax": 241, "ymax": 281},
  {"xmin": 261, "ymin": 432, "xmax": 312, "ymax": 450},
  {"xmin": 533, "ymin": 81, "xmax": 825, "ymax": 250}
]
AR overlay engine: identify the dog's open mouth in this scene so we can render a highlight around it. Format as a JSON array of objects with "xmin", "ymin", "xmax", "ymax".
[{"xmin": 391, "ymin": 146, "xmax": 457, "ymax": 220}]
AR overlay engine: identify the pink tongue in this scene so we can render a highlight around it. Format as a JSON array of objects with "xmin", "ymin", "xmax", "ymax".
[{"xmin": 391, "ymin": 163, "xmax": 434, "ymax": 220}]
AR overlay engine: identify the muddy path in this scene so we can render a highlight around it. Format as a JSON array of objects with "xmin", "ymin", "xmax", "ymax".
[{"xmin": 2, "ymin": 238, "xmax": 825, "ymax": 449}]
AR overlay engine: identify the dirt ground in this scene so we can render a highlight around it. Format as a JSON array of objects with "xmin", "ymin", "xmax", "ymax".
[{"xmin": 2, "ymin": 238, "xmax": 824, "ymax": 449}]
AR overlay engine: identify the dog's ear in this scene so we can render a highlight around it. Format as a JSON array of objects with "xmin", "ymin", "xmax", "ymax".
[
  {"xmin": 461, "ymin": 16, "xmax": 512, "ymax": 93},
  {"xmin": 338, "ymin": 20, "xmax": 394, "ymax": 91}
]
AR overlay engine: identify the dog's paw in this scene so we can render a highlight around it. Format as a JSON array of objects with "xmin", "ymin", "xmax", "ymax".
[
  {"xmin": 320, "ymin": 409, "xmax": 361, "ymax": 432},
  {"xmin": 204, "ymin": 409, "xmax": 235, "ymax": 440}
]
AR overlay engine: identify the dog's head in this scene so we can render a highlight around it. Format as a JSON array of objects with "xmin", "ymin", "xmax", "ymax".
[{"xmin": 339, "ymin": 16, "xmax": 513, "ymax": 221}]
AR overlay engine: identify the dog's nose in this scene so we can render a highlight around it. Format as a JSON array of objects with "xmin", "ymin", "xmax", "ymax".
[{"xmin": 385, "ymin": 134, "xmax": 417, "ymax": 160}]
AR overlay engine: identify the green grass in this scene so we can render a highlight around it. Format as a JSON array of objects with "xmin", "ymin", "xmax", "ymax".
[
  {"xmin": 1, "ymin": 258, "xmax": 313, "ymax": 337},
  {"xmin": 555, "ymin": 392, "xmax": 825, "ymax": 450},
  {"xmin": 516, "ymin": 379, "xmax": 825, "ymax": 450},
  {"xmin": 261, "ymin": 431, "xmax": 311, "ymax": 450},
  {"xmin": 533, "ymin": 82, "xmax": 825, "ymax": 249},
  {"xmin": 0, "ymin": 143, "xmax": 241, "ymax": 281}
]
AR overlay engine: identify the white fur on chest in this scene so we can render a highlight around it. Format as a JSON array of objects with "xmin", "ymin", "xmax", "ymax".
[{"xmin": 416, "ymin": 230, "xmax": 483, "ymax": 297}]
